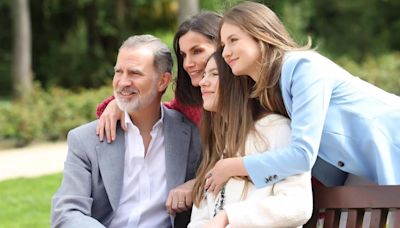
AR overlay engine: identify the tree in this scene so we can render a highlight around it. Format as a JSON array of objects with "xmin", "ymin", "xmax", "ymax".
[
  {"xmin": 11, "ymin": 0, "xmax": 33, "ymax": 100},
  {"xmin": 178, "ymin": 0, "xmax": 199, "ymax": 25}
]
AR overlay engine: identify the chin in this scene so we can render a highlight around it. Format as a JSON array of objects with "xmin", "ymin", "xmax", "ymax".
[{"xmin": 191, "ymin": 77, "xmax": 201, "ymax": 87}]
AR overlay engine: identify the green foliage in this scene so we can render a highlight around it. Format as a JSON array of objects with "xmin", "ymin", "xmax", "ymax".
[
  {"xmin": 0, "ymin": 173, "xmax": 62, "ymax": 228},
  {"xmin": 0, "ymin": 82, "xmax": 174, "ymax": 147},
  {"xmin": 0, "ymin": 84, "xmax": 112, "ymax": 146},
  {"xmin": 336, "ymin": 52, "xmax": 400, "ymax": 95}
]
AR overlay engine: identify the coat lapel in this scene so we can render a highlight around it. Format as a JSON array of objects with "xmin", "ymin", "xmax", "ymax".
[
  {"xmin": 96, "ymin": 126, "xmax": 125, "ymax": 211},
  {"xmin": 163, "ymin": 106, "xmax": 191, "ymax": 191}
]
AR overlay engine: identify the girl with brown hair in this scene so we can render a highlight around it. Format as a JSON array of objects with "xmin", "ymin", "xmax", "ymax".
[
  {"xmin": 205, "ymin": 1, "xmax": 400, "ymax": 197},
  {"xmin": 188, "ymin": 51, "xmax": 312, "ymax": 227}
]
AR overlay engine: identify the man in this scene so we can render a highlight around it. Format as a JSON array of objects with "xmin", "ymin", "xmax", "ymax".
[{"xmin": 51, "ymin": 35, "xmax": 202, "ymax": 227}]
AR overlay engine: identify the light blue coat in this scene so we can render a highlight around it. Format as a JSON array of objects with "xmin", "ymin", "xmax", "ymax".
[{"xmin": 244, "ymin": 51, "xmax": 400, "ymax": 188}]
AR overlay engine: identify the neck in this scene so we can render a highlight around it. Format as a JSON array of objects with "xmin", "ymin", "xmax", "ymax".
[
  {"xmin": 248, "ymin": 63, "xmax": 261, "ymax": 82},
  {"xmin": 128, "ymin": 99, "xmax": 162, "ymax": 134}
]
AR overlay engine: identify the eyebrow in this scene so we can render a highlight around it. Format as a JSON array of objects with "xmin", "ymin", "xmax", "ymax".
[
  {"xmin": 114, "ymin": 67, "xmax": 144, "ymax": 75},
  {"xmin": 181, "ymin": 44, "xmax": 202, "ymax": 54},
  {"xmin": 205, "ymin": 67, "xmax": 218, "ymax": 74}
]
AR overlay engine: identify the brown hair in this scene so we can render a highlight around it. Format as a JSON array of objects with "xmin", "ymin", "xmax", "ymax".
[
  {"xmin": 173, "ymin": 12, "xmax": 222, "ymax": 107},
  {"xmin": 193, "ymin": 49, "xmax": 268, "ymax": 206},
  {"xmin": 221, "ymin": 1, "xmax": 311, "ymax": 117}
]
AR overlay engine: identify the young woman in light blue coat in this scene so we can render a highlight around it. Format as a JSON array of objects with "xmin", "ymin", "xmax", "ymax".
[{"xmin": 204, "ymin": 1, "xmax": 400, "ymax": 194}]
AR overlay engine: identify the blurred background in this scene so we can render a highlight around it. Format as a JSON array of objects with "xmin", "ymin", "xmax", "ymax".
[
  {"xmin": 0, "ymin": 0, "xmax": 399, "ymax": 147},
  {"xmin": 0, "ymin": 0, "xmax": 399, "ymax": 227}
]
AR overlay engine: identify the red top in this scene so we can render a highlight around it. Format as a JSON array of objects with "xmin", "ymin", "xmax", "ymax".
[{"xmin": 96, "ymin": 96, "xmax": 203, "ymax": 126}]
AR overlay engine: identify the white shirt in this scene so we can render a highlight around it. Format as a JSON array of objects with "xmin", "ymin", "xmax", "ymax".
[
  {"xmin": 189, "ymin": 114, "xmax": 313, "ymax": 228},
  {"xmin": 109, "ymin": 108, "xmax": 171, "ymax": 228}
]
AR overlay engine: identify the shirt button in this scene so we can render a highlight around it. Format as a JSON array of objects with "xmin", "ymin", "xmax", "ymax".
[{"xmin": 338, "ymin": 161, "xmax": 345, "ymax": 167}]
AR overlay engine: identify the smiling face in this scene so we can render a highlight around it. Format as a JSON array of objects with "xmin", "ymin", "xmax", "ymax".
[
  {"xmin": 113, "ymin": 47, "xmax": 160, "ymax": 113},
  {"xmin": 220, "ymin": 22, "xmax": 262, "ymax": 81},
  {"xmin": 179, "ymin": 31, "xmax": 217, "ymax": 87},
  {"xmin": 199, "ymin": 57, "xmax": 219, "ymax": 112}
]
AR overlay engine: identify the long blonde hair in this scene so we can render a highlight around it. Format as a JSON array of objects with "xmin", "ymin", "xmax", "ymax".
[
  {"xmin": 221, "ymin": 1, "xmax": 311, "ymax": 116},
  {"xmin": 193, "ymin": 50, "xmax": 268, "ymax": 207}
]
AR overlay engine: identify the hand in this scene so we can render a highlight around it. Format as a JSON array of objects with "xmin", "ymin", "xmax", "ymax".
[
  {"xmin": 204, "ymin": 210, "xmax": 229, "ymax": 228},
  {"xmin": 96, "ymin": 99, "xmax": 126, "ymax": 143},
  {"xmin": 205, "ymin": 158, "xmax": 247, "ymax": 195},
  {"xmin": 166, "ymin": 179, "xmax": 196, "ymax": 216}
]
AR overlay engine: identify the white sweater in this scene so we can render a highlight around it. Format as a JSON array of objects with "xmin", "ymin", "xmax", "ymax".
[{"xmin": 188, "ymin": 114, "xmax": 312, "ymax": 228}]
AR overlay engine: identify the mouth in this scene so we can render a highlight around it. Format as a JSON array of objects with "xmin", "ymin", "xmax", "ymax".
[
  {"xmin": 116, "ymin": 87, "xmax": 139, "ymax": 98},
  {"xmin": 201, "ymin": 91, "xmax": 214, "ymax": 97},
  {"xmin": 189, "ymin": 70, "xmax": 202, "ymax": 78},
  {"xmin": 226, "ymin": 58, "xmax": 238, "ymax": 66}
]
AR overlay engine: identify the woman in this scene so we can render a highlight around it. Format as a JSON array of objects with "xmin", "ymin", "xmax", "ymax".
[
  {"xmin": 189, "ymin": 51, "xmax": 312, "ymax": 227},
  {"xmin": 96, "ymin": 11, "xmax": 222, "ymax": 141},
  {"xmin": 95, "ymin": 12, "xmax": 222, "ymax": 216},
  {"xmin": 204, "ymin": 1, "xmax": 400, "ymax": 195}
]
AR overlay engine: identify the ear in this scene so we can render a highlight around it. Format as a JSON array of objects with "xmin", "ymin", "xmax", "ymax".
[{"xmin": 157, "ymin": 72, "xmax": 172, "ymax": 93}]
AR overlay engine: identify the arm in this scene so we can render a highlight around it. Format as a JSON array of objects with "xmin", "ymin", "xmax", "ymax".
[
  {"xmin": 95, "ymin": 97, "xmax": 125, "ymax": 143},
  {"xmin": 245, "ymin": 53, "xmax": 333, "ymax": 188},
  {"xmin": 225, "ymin": 172, "xmax": 313, "ymax": 227},
  {"xmin": 187, "ymin": 196, "xmax": 213, "ymax": 228},
  {"xmin": 51, "ymin": 130, "xmax": 105, "ymax": 228},
  {"xmin": 95, "ymin": 95, "xmax": 114, "ymax": 119},
  {"xmin": 165, "ymin": 98, "xmax": 202, "ymax": 126}
]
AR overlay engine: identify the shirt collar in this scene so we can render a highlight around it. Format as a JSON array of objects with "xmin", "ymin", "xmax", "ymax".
[{"xmin": 124, "ymin": 104, "xmax": 164, "ymax": 130}]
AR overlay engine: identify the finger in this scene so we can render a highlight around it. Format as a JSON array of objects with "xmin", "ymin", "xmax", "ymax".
[
  {"xmin": 185, "ymin": 194, "xmax": 192, "ymax": 208},
  {"xmin": 110, "ymin": 116, "xmax": 117, "ymax": 141},
  {"xmin": 213, "ymin": 184, "xmax": 220, "ymax": 195},
  {"xmin": 204, "ymin": 177, "xmax": 212, "ymax": 191},
  {"xmin": 121, "ymin": 112, "xmax": 128, "ymax": 131},
  {"xmin": 105, "ymin": 118, "xmax": 112, "ymax": 143},
  {"xmin": 177, "ymin": 195, "xmax": 187, "ymax": 210},
  {"xmin": 165, "ymin": 193, "xmax": 172, "ymax": 212},
  {"xmin": 97, "ymin": 119, "xmax": 105, "ymax": 141}
]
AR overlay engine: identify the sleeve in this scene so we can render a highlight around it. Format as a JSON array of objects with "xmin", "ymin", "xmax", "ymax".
[
  {"xmin": 187, "ymin": 199, "xmax": 212, "ymax": 228},
  {"xmin": 244, "ymin": 54, "xmax": 333, "ymax": 188},
  {"xmin": 51, "ymin": 130, "xmax": 105, "ymax": 228},
  {"xmin": 224, "ymin": 172, "xmax": 313, "ymax": 227},
  {"xmin": 95, "ymin": 95, "xmax": 115, "ymax": 119}
]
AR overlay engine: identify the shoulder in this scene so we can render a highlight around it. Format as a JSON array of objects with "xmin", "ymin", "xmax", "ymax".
[
  {"xmin": 162, "ymin": 105, "xmax": 197, "ymax": 129},
  {"xmin": 255, "ymin": 114, "xmax": 290, "ymax": 130},
  {"xmin": 68, "ymin": 120, "xmax": 98, "ymax": 138}
]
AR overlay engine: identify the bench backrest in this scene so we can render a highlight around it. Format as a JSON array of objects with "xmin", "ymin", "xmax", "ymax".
[{"xmin": 304, "ymin": 185, "xmax": 400, "ymax": 228}]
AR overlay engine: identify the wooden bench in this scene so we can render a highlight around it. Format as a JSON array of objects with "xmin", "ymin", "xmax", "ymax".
[{"xmin": 304, "ymin": 185, "xmax": 400, "ymax": 228}]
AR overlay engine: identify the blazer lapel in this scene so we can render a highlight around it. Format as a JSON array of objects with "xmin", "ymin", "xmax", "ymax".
[
  {"xmin": 163, "ymin": 106, "xmax": 191, "ymax": 191},
  {"xmin": 96, "ymin": 126, "xmax": 125, "ymax": 211}
]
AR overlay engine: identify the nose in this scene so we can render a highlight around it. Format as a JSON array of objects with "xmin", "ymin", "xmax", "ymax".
[
  {"xmin": 115, "ymin": 72, "xmax": 132, "ymax": 87},
  {"xmin": 199, "ymin": 76, "xmax": 208, "ymax": 88},
  {"xmin": 183, "ymin": 55, "xmax": 195, "ymax": 70},
  {"xmin": 222, "ymin": 46, "xmax": 231, "ymax": 60}
]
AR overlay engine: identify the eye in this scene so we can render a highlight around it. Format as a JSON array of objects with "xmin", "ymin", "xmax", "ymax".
[
  {"xmin": 180, "ymin": 52, "xmax": 186, "ymax": 58},
  {"xmin": 193, "ymin": 48, "xmax": 203, "ymax": 55},
  {"xmin": 230, "ymin": 37, "xmax": 238, "ymax": 43}
]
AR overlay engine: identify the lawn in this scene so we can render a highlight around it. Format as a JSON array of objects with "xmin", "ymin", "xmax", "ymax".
[{"xmin": 0, "ymin": 173, "xmax": 62, "ymax": 228}]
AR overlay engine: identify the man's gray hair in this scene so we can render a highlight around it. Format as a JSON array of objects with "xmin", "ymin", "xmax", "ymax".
[{"xmin": 120, "ymin": 34, "xmax": 173, "ymax": 74}]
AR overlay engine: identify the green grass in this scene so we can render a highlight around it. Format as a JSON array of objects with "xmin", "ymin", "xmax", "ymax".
[{"xmin": 0, "ymin": 173, "xmax": 62, "ymax": 228}]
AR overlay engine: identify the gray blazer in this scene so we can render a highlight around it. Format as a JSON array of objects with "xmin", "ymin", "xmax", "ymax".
[{"xmin": 51, "ymin": 106, "xmax": 202, "ymax": 228}]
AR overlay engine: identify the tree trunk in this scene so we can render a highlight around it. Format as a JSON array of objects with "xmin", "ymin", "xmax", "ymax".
[
  {"xmin": 12, "ymin": 0, "xmax": 33, "ymax": 100},
  {"xmin": 178, "ymin": 0, "xmax": 199, "ymax": 25}
]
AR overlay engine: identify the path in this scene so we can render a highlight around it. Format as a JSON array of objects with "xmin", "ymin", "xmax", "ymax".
[{"xmin": 0, "ymin": 141, "xmax": 67, "ymax": 181}]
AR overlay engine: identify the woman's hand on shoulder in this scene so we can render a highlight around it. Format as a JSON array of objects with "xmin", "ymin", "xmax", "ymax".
[{"xmin": 96, "ymin": 99, "xmax": 126, "ymax": 143}]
